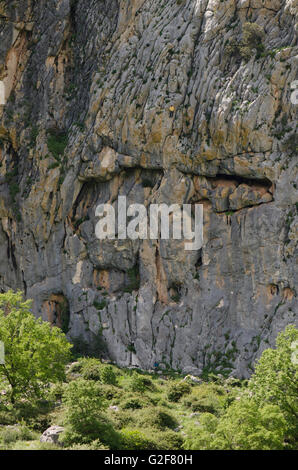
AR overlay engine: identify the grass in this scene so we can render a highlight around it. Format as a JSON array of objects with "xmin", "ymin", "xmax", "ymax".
[{"xmin": 0, "ymin": 358, "xmax": 243, "ymax": 450}]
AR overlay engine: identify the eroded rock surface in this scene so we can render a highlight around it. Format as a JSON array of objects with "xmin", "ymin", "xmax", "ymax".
[
  {"xmin": 0, "ymin": 0, "xmax": 297, "ymax": 377},
  {"xmin": 40, "ymin": 425, "xmax": 64, "ymax": 445}
]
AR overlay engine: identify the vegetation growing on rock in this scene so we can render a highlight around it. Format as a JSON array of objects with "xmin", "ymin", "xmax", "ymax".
[{"xmin": 0, "ymin": 295, "xmax": 297, "ymax": 450}]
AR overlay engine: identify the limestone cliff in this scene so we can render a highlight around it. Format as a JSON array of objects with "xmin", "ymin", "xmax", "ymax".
[{"xmin": 0, "ymin": 0, "xmax": 297, "ymax": 377}]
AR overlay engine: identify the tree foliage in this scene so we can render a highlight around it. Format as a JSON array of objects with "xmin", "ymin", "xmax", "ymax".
[
  {"xmin": 62, "ymin": 379, "xmax": 120, "ymax": 448},
  {"xmin": 184, "ymin": 401, "xmax": 287, "ymax": 450},
  {"xmin": 0, "ymin": 290, "xmax": 72, "ymax": 402},
  {"xmin": 249, "ymin": 325, "xmax": 298, "ymax": 445},
  {"xmin": 184, "ymin": 325, "xmax": 298, "ymax": 450}
]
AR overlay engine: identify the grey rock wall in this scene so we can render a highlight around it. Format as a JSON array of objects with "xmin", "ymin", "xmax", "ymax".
[{"xmin": 0, "ymin": 0, "xmax": 297, "ymax": 377}]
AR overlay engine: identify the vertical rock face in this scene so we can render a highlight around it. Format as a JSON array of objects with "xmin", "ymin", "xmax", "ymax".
[{"xmin": 0, "ymin": 0, "xmax": 297, "ymax": 377}]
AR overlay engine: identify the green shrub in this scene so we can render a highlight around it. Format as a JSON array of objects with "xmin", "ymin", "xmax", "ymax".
[
  {"xmin": 9, "ymin": 183, "xmax": 20, "ymax": 202},
  {"xmin": 68, "ymin": 361, "xmax": 83, "ymax": 374},
  {"xmin": 1, "ymin": 428, "xmax": 22, "ymax": 445},
  {"xmin": 69, "ymin": 440, "xmax": 109, "ymax": 450},
  {"xmin": 47, "ymin": 382, "xmax": 67, "ymax": 402},
  {"xmin": 47, "ymin": 129, "xmax": 68, "ymax": 159},
  {"xmin": 167, "ymin": 381, "xmax": 191, "ymax": 401},
  {"xmin": 240, "ymin": 23, "xmax": 265, "ymax": 59},
  {"xmin": 48, "ymin": 161, "xmax": 60, "ymax": 170},
  {"xmin": 100, "ymin": 384, "xmax": 122, "ymax": 401},
  {"xmin": 108, "ymin": 409, "xmax": 137, "ymax": 430},
  {"xmin": 129, "ymin": 372, "xmax": 154, "ymax": 392},
  {"xmin": 122, "ymin": 397, "xmax": 144, "ymax": 410},
  {"xmin": 0, "ymin": 407, "xmax": 17, "ymax": 426},
  {"xmin": 184, "ymin": 401, "xmax": 287, "ymax": 450},
  {"xmin": 80, "ymin": 358, "xmax": 102, "ymax": 381},
  {"xmin": 184, "ymin": 326, "xmax": 298, "ymax": 450},
  {"xmin": 124, "ymin": 266, "xmax": 140, "ymax": 293},
  {"xmin": 242, "ymin": 22, "xmax": 265, "ymax": 49},
  {"xmin": 119, "ymin": 429, "xmax": 157, "ymax": 450},
  {"xmin": 101, "ymin": 366, "xmax": 117, "ymax": 385},
  {"xmin": 62, "ymin": 379, "xmax": 121, "ymax": 448},
  {"xmin": 62, "ymin": 420, "xmax": 120, "ymax": 449},
  {"xmin": 182, "ymin": 384, "xmax": 223, "ymax": 414},
  {"xmin": 225, "ymin": 22, "xmax": 265, "ymax": 60},
  {"xmin": 30, "ymin": 442, "xmax": 62, "ymax": 450},
  {"xmin": 0, "ymin": 425, "xmax": 36, "ymax": 445},
  {"xmin": 141, "ymin": 178, "xmax": 155, "ymax": 188},
  {"xmin": 147, "ymin": 430, "xmax": 184, "ymax": 450},
  {"xmin": 183, "ymin": 396, "xmax": 218, "ymax": 414},
  {"xmin": 62, "ymin": 379, "xmax": 105, "ymax": 441},
  {"xmin": 11, "ymin": 399, "xmax": 53, "ymax": 431},
  {"xmin": 93, "ymin": 300, "xmax": 107, "ymax": 311},
  {"xmin": 136, "ymin": 407, "xmax": 178, "ymax": 431}
]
